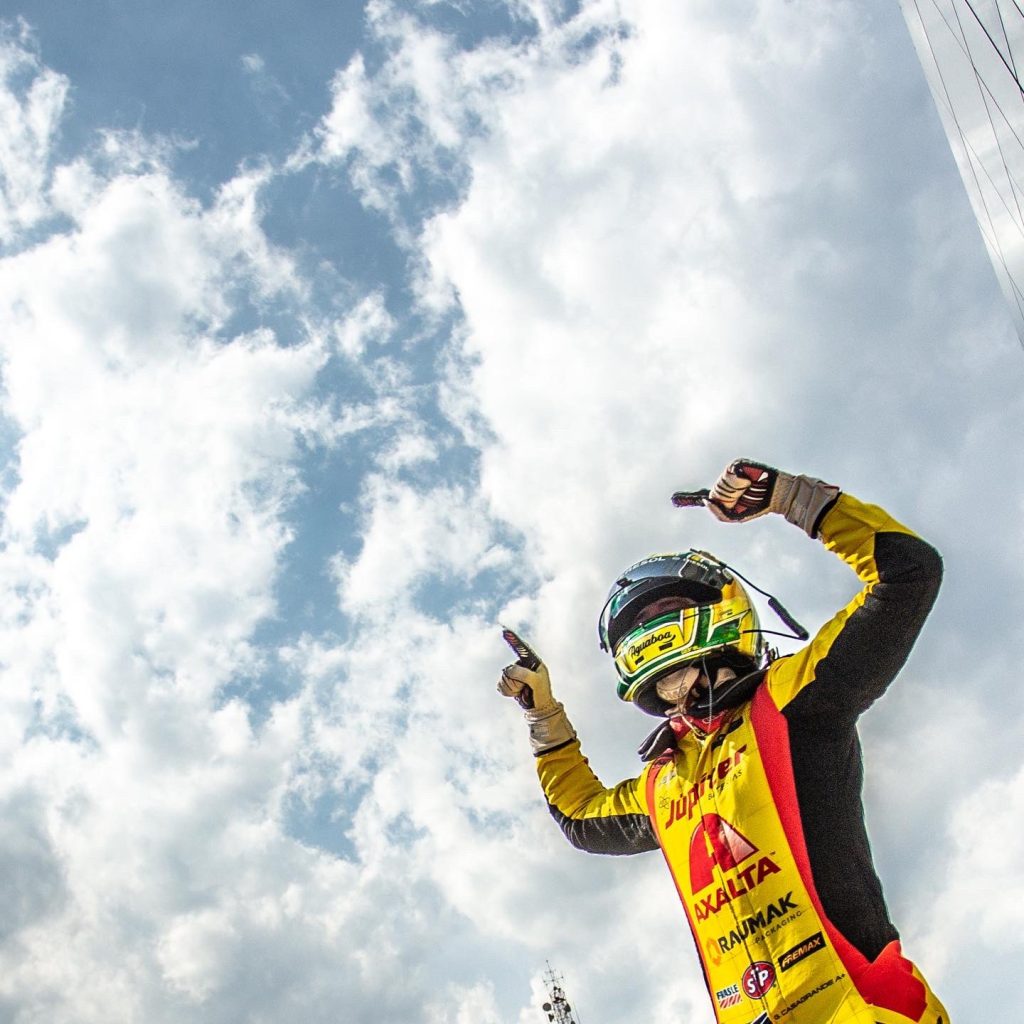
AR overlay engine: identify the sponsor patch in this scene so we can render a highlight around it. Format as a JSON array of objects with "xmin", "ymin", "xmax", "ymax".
[
  {"xmin": 692, "ymin": 854, "xmax": 781, "ymax": 920},
  {"xmin": 715, "ymin": 983, "xmax": 742, "ymax": 1009},
  {"xmin": 715, "ymin": 891, "xmax": 798, "ymax": 953},
  {"xmin": 778, "ymin": 931, "xmax": 826, "ymax": 973},
  {"xmin": 663, "ymin": 747, "xmax": 747, "ymax": 827},
  {"xmin": 741, "ymin": 961, "xmax": 776, "ymax": 999},
  {"xmin": 775, "ymin": 973, "xmax": 846, "ymax": 1018}
]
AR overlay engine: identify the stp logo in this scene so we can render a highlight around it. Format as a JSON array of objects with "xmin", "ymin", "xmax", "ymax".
[{"xmin": 741, "ymin": 961, "xmax": 776, "ymax": 998}]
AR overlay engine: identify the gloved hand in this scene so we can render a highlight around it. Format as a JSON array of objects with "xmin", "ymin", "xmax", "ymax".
[
  {"xmin": 498, "ymin": 661, "xmax": 554, "ymax": 710},
  {"xmin": 498, "ymin": 661, "xmax": 577, "ymax": 755},
  {"xmin": 697, "ymin": 458, "xmax": 839, "ymax": 538}
]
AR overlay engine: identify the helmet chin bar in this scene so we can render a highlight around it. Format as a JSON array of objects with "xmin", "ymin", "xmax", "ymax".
[
  {"xmin": 684, "ymin": 653, "xmax": 764, "ymax": 720},
  {"xmin": 631, "ymin": 649, "xmax": 762, "ymax": 719}
]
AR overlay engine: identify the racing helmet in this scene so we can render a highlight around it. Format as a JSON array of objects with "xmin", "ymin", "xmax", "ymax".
[{"xmin": 598, "ymin": 550, "xmax": 768, "ymax": 715}]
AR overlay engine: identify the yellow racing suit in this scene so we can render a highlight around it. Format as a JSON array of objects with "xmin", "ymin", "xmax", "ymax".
[{"xmin": 537, "ymin": 494, "xmax": 949, "ymax": 1023}]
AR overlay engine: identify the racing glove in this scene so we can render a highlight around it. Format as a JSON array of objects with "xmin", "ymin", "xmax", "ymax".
[
  {"xmin": 681, "ymin": 458, "xmax": 840, "ymax": 538},
  {"xmin": 498, "ymin": 661, "xmax": 577, "ymax": 756}
]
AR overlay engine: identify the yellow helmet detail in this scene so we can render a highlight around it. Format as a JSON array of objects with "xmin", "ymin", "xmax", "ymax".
[{"xmin": 598, "ymin": 551, "xmax": 768, "ymax": 708}]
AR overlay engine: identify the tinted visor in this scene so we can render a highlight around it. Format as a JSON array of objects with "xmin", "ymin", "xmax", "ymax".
[{"xmin": 598, "ymin": 551, "xmax": 732, "ymax": 652}]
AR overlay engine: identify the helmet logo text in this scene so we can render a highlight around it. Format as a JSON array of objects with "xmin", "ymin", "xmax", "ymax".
[{"xmin": 627, "ymin": 630, "xmax": 676, "ymax": 664}]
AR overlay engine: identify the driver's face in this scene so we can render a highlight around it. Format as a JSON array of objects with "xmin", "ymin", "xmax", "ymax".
[
  {"xmin": 655, "ymin": 664, "xmax": 705, "ymax": 710},
  {"xmin": 626, "ymin": 596, "xmax": 704, "ymax": 713},
  {"xmin": 623, "ymin": 595, "xmax": 696, "ymax": 637}
]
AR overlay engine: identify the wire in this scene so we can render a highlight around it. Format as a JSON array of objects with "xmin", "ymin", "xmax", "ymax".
[
  {"xmin": 922, "ymin": 0, "xmax": 1024, "ymax": 173},
  {"xmin": 963, "ymin": 0, "xmax": 1024, "ymax": 98},
  {"xmin": 995, "ymin": 0, "xmax": 1021, "ymax": 87},
  {"xmin": 910, "ymin": 0, "xmax": 1024, "ymax": 345},
  {"xmin": 953, "ymin": 0, "xmax": 1024, "ymax": 234}
]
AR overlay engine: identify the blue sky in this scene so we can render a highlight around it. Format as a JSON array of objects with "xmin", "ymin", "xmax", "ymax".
[{"xmin": 0, "ymin": 2, "xmax": 1022, "ymax": 1022}]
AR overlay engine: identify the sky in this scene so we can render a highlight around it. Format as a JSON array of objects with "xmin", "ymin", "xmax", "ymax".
[{"xmin": 0, "ymin": 1, "xmax": 1022, "ymax": 1022}]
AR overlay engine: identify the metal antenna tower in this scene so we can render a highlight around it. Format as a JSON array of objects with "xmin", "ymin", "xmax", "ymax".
[{"xmin": 540, "ymin": 962, "xmax": 581, "ymax": 1024}]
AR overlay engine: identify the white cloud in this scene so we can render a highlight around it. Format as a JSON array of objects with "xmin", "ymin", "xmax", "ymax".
[
  {"xmin": 333, "ymin": 289, "xmax": 396, "ymax": 359},
  {"xmin": 157, "ymin": 908, "xmax": 238, "ymax": 1002},
  {"xmin": 241, "ymin": 53, "xmax": 265, "ymax": 75},
  {"xmin": 426, "ymin": 982, "xmax": 503, "ymax": 1024},
  {"xmin": 376, "ymin": 428, "xmax": 439, "ymax": 470},
  {"xmin": 302, "ymin": 2, "xmax": 1024, "ymax": 1020},
  {"xmin": 0, "ymin": 19, "xmax": 67, "ymax": 245},
  {"xmin": 1, "ymin": 3, "xmax": 1022, "ymax": 1022},
  {"xmin": 240, "ymin": 52, "xmax": 291, "ymax": 117},
  {"xmin": 305, "ymin": 0, "xmax": 538, "ymax": 225},
  {"xmin": 0, "ymin": 29, "xmax": 469, "ymax": 1021},
  {"xmin": 333, "ymin": 474, "xmax": 512, "ymax": 617},
  {"xmin": 924, "ymin": 760, "xmax": 1024, "ymax": 955}
]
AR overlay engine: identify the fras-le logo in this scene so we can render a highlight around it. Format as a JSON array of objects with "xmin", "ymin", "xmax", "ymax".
[{"xmin": 715, "ymin": 983, "xmax": 742, "ymax": 1009}]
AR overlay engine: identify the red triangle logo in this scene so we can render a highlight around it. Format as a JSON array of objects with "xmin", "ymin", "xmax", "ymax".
[{"xmin": 688, "ymin": 814, "xmax": 757, "ymax": 892}]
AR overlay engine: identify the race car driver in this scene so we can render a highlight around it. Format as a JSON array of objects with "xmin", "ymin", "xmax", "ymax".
[{"xmin": 498, "ymin": 459, "xmax": 949, "ymax": 1024}]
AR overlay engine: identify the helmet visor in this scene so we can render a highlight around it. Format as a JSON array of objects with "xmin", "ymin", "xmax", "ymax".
[{"xmin": 599, "ymin": 551, "xmax": 731, "ymax": 651}]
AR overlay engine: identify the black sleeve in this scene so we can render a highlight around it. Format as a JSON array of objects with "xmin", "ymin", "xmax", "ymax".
[
  {"xmin": 545, "ymin": 800, "xmax": 659, "ymax": 855},
  {"xmin": 787, "ymin": 531, "xmax": 942, "ymax": 723}
]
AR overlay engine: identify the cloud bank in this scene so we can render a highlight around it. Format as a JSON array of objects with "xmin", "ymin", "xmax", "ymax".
[{"xmin": 0, "ymin": 4, "xmax": 1021, "ymax": 1022}]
